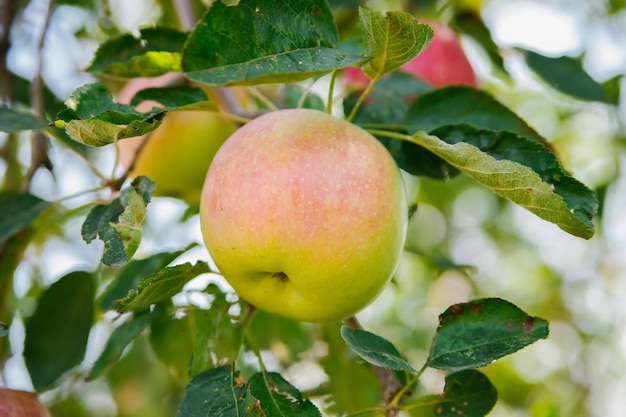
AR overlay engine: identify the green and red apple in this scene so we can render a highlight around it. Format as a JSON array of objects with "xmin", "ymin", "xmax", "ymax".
[
  {"xmin": 0, "ymin": 388, "xmax": 50, "ymax": 417},
  {"xmin": 200, "ymin": 109, "xmax": 408, "ymax": 322}
]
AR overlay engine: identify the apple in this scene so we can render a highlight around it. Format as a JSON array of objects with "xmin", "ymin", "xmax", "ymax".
[
  {"xmin": 0, "ymin": 388, "xmax": 51, "ymax": 417},
  {"xmin": 200, "ymin": 109, "xmax": 408, "ymax": 322},
  {"xmin": 119, "ymin": 110, "xmax": 239, "ymax": 204},
  {"xmin": 343, "ymin": 20, "xmax": 479, "ymax": 90}
]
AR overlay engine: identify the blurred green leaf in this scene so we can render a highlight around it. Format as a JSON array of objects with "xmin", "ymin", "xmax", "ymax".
[
  {"xmin": 129, "ymin": 86, "xmax": 214, "ymax": 111},
  {"xmin": 82, "ymin": 176, "xmax": 154, "ymax": 267},
  {"xmin": 177, "ymin": 366, "xmax": 248, "ymax": 417},
  {"xmin": 182, "ymin": 0, "xmax": 365, "ymax": 86},
  {"xmin": 248, "ymin": 371, "xmax": 322, "ymax": 416},
  {"xmin": 190, "ymin": 286, "xmax": 244, "ymax": 376},
  {"xmin": 0, "ymin": 108, "xmax": 48, "ymax": 133},
  {"xmin": 24, "ymin": 271, "xmax": 95, "ymax": 392},
  {"xmin": 0, "ymin": 191, "xmax": 51, "ymax": 244},
  {"xmin": 283, "ymin": 85, "xmax": 326, "ymax": 111},
  {"xmin": 88, "ymin": 26, "xmax": 187, "ymax": 78},
  {"xmin": 409, "ymin": 130, "xmax": 596, "ymax": 238},
  {"xmin": 0, "ymin": 322, "xmax": 8, "ymax": 337},
  {"xmin": 359, "ymin": 8, "xmax": 433, "ymax": 78},
  {"xmin": 340, "ymin": 325, "xmax": 417, "ymax": 374},
  {"xmin": 116, "ymin": 261, "xmax": 212, "ymax": 313},
  {"xmin": 87, "ymin": 311, "xmax": 153, "ymax": 381},
  {"xmin": 434, "ymin": 370, "xmax": 497, "ymax": 417},
  {"xmin": 100, "ymin": 246, "xmax": 193, "ymax": 310},
  {"xmin": 150, "ymin": 305, "xmax": 195, "ymax": 381},
  {"xmin": 428, "ymin": 298, "xmax": 549, "ymax": 371},
  {"xmin": 452, "ymin": 11, "xmax": 506, "ymax": 76},
  {"xmin": 522, "ymin": 49, "xmax": 618, "ymax": 104}
]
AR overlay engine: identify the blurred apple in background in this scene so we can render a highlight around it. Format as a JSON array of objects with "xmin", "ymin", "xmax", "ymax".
[
  {"xmin": 343, "ymin": 20, "xmax": 479, "ymax": 89},
  {"xmin": 0, "ymin": 388, "xmax": 51, "ymax": 417},
  {"xmin": 200, "ymin": 108, "xmax": 408, "ymax": 322}
]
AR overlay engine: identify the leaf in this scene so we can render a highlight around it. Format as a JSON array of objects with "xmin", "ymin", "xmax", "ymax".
[
  {"xmin": 149, "ymin": 305, "xmax": 195, "ymax": 380},
  {"xmin": 64, "ymin": 118, "xmax": 161, "ymax": 146},
  {"xmin": 451, "ymin": 11, "xmax": 506, "ymax": 76},
  {"xmin": 0, "ymin": 322, "xmax": 8, "ymax": 337},
  {"xmin": 88, "ymin": 26, "xmax": 187, "ymax": 78},
  {"xmin": 0, "ymin": 108, "xmax": 48, "ymax": 133},
  {"xmin": 87, "ymin": 311, "xmax": 153, "ymax": 381},
  {"xmin": 109, "ymin": 190, "xmax": 146, "ymax": 261},
  {"xmin": 522, "ymin": 49, "xmax": 618, "ymax": 104},
  {"xmin": 406, "ymin": 87, "xmax": 548, "ymax": 145},
  {"xmin": 410, "ymin": 130, "xmax": 596, "ymax": 239},
  {"xmin": 116, "ymin": 261, "xmax": 212, "ymax": 313},
  {"xmin": 129, "ymin": 86, "xmax": 213, "ymax": 111},
  {"xmin": 100, "ymin": 246, "xmax": 193, "ymax": 310},
  {"xmin": 82, "ymin": 176, "xmax": 154, "ymax": 267},
  {"xmin": 248, "ymin": 372, "xmax": 322, "ymax": 417},
  {"xmin": 24, "ymin": 271, "xmax": 95, "ymax": 392},
  {"xmin": 340, "ymin": 325, "xmax": 417, "ymax": 374},
  {"xmin": 434, "ymin": 370, "xmax": 497, "ymax": 417},
  {"xmin": 190, "ymin": 285, "xmax": 244, "ymax": 376},
  {"xmin": 182, "ymin": 0, "xmax": 365, "ymax": 86},
  {"xmin": 428, "ymin": 298, "xmax": 549, "ymax": 371},
  {"xmin": 359, "ymin": 8, "xmax": 433, "ymax": 78},
  {"xmin": 177, "ymin": 366, "xmax": 248, "ymax": 417},
  {"xmin": 0, "ymin": 191, "xmax": 51, "ymax": 244}
]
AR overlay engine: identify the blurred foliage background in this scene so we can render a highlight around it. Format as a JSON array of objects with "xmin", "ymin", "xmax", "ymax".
[{"xmin": 1, "ymin": 0, "xmax": 625, "ymax": 416}]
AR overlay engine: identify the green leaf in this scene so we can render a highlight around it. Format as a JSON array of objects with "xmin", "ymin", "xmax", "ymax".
[
  {"xmin": 64, "ymin": 118, "xmax": 161, "ymax": 147},
  {"xmin": 359, "ymin": 8, "xmax": 433, "ymax": 78},
  {"xmin": 0, "ymin": 322, "xmax": 8, "ymax": 337},
  {"xmin": 190, "ymin": 285, "xmax": 244, "ymax": 376},
  {"xmin": 149, "ymin": 305, "xmax": 195, "ymax": 381},
  {"xmin": 88, "ymin": 26, "xmax": 187, "ymax": 78},
  {"xmin": 340, "ymin": 325, "xmax": 417, "ymax": 374},
  {"xmin": 24, "ymin": 271, "xmax": 95, "ymax": 392},
  {"xmin": 100, "ymin": 246, "xmax": 193, "ymax": 310},
  {"xmin": 283, "ymin": 85, "xmax": 326, "ymax": 111},
  {"xmin": 451, "ymin": 11, "xmax": 506, "ymax": 76},
  {"xmin": 177, "ymin": 366, "xmax": 248, "ymax": 417},
  {"xmin": 434, "ymin": 370, "xmax": 497, "ymax": 417},
  {"xmin": 109, "ymin": 189, "xmax": 147, "ymax": 262},
  {"xmin": 428, "ymin": 298, "xmax": 549, "ymax": 371},
  {"xmin": 82, "ymin": 176, "xmax": 154, "ymax": 267},
  {"xmin": 182, "ymin": 0, "xmax": 365, "ymax": 86},
  {"xmin": 410, "ymin": 131, "xmax": 596, "ymax": 239},
  {"xmin": 87, "ymin": 311, "xmax": 153, "ymax": 381},
  {"xmin": 522, "ymin": 49, "xmax": 618, "ymax": 104},
  {"xmin": 129, "ymin": 86, "xmax": 213, "ymax": 111},
  {"xmin": 0, "ymin": 108, "xmax": 48, "ymax": 133},
  {"xmin": 406, "ymin": 87, "xmax": 548, "ymax": 145},
  {"xmin": 116, "ymin": 261, "xmax": 212, "ymax": 313},
  {"xmin": 0, "ymin": 191, "xmax": 51, "ymax": 244},
  {"xmin": 248, "ymin": 372, "xmax": 322, "ymax": 416}
]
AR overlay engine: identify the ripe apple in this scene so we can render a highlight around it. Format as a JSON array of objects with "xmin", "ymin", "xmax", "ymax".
[
  {"xmin": 119, "ymin": 110, "xmax": 239, "ymax": 204},
  {"xmin": 200, "ymin": 109, "xmax": 408, "ymax": 322},
  {"xmin": 0, "ymin": 388, "xmax": 51, "ymax": 417},
  {"xmin": 343, "ymin": 20, "xmax": 479, "ymax": 90}
]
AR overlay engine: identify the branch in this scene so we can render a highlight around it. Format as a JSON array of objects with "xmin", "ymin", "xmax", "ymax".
[
  {"xmin": 345, "ymin": 316, "xmax": 407, "ymax": 417},
  {"xmin": 0, "ymin": 0, "xmax": 17, "ymax": 105}
]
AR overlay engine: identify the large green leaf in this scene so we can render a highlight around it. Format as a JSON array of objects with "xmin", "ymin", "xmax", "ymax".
[
  {"xmin": 177, "ymin": 366, "xmax": 248, "ymax": 417},
  {"xmin": 359, "ymin": 7, "xmax": 433, "ymax": 78},
  {"xmin": 434, "ymin": 370, "xmax": 497, "ymax": 417},
  {"xmin": 24, "ymin": 271, "xmax": 95, "ymax": 392},
  {"xmin": 88, "ymin": 26, "xmax": 187, "ymax": 78},
  {"xmin": 116, "ymin": 262, "xmax": 212, "ymax": 313},
  {"xmin": 182, "ymin": 0, "xmax": 365, "ymax": 86},
  {"xmin": 340, "ymin": 325, "xmax": 417, "ymax": 374},
  {"xmin": 0, "ymin": 108, "xmax": 48, "ymax": 133},
  {"xmin": 409, "ymin": 130, "xmax": 596, "ymax": 239},
  {"xmin": 0, "ymin": 191, "xmax": 51, "ymax": 244},
  {"xmin": 248, "ymin": 372, "xmax": 322, "ymax": 416},
  {"xmin": 428, "ymin": 298, "xmax": 549, "ymax": 371}
]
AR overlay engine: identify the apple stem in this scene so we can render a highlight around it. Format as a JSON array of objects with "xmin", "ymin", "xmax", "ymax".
[
  {"xmin": 346, "ymin": 73, "xmax": 380, "ymax": 123},
  {"xmin": 345, "ymin": 316, "xmax": 406, "ymax": 417}
]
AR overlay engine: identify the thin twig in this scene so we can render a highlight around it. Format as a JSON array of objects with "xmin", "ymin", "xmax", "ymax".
[
  {"xmin": 21, "ymin": 0, "xmax": 56, "ymax": 192},
  {"xmin": 345, "ymin": 316, "xmax": 406, "ymax": 417},
  {"xmin": 0, "ymin": 0, "xmax": 18, "ymax": 105},
  {"xmin": 172, "ymin": 0, "xmax": 196, "ymax": 31}
]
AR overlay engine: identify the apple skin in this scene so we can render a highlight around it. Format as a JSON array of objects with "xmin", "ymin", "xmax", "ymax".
[
  {"xmin": 200, "ymin": 109, "xmax": 408, "ymax": 322},
  {"xmin": 0, "ymin": 388, "xmax": 51, "ymax": 417},
  {"xmin": 119, "ymin": 110, "xmax": 238, "ymax": 204},
  {"xmin": 343, "ymin": 20, "xmax": 479, "ymax": 89}
]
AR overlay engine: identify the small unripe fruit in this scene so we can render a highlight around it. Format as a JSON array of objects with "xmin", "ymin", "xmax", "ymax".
[{"xmin": 200, "ymin": 109, "xmax": 408, "ymax": 322}]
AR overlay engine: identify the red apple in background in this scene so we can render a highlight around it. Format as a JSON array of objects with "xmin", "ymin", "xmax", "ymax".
[
  {"xmin": 200, "ymin": 109, "xmax": 408, "ymax": 322},
  {"xmin": 0, "ymin": 388, "xmax": 51, "ymax": 417},
  {"xmin": 343, "ymin": 20, "xmax": 479, "ymax": 89}
]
